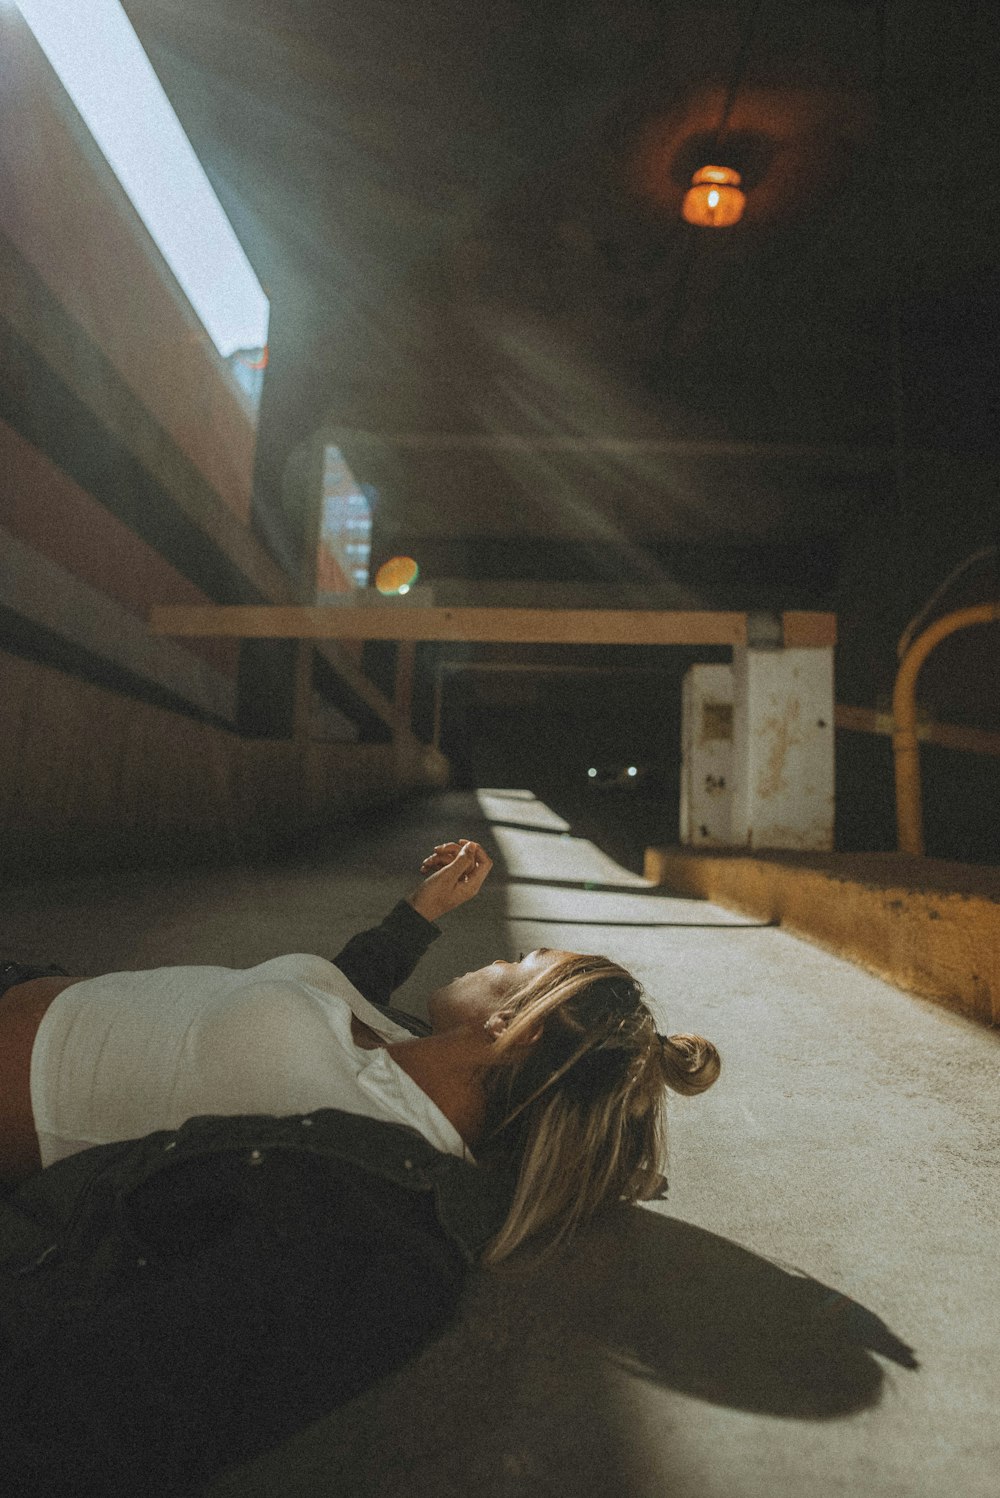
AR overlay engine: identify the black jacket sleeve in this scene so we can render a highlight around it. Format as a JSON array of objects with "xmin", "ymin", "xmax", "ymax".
[{"xmin": 331, "ymin": 899, "xmax": 440, "ymax": 1035}]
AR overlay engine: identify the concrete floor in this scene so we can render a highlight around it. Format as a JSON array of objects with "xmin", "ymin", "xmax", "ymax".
[{"xmin": 7, "ymin": 789, "xmax": 999, "ymax": 1498}]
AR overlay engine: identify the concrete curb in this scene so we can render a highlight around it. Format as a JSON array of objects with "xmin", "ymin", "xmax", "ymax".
[{"xmin": 643, "ymin": 847, "xmax": 1000, "ymax": 1027}]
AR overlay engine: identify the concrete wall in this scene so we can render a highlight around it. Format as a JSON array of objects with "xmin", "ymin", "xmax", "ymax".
[
  {"xmin": 0, "ymin": 13, "xmax": 258, "ymax": 525},
  {"xmin": 0, "ymin": 648, "xmax": 426, "ymax": 880},
  {"xmin": 0, "ymin": 12, "xmax": 423, "ymax": 880}
]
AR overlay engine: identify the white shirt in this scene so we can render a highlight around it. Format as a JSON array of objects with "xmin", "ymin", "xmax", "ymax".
[{"xmin": 29, "ymin": 953, "xmax": 468, "ymax": 1167}]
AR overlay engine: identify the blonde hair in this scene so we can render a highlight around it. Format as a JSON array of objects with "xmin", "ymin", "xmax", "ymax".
[{"xmin": 475, "ymin": 953, "xmax": 720, "ymax": 1265}]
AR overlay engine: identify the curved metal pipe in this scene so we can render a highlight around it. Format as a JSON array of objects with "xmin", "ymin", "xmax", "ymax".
[{"xmin": 893, "ymin": 604, "xmax": 1000, "ymax": 854}]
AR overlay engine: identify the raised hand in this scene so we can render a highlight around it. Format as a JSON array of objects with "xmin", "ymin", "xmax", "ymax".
[{"xmin": 408, "ymin": 840, "xmax": 493, "ymax": 923}]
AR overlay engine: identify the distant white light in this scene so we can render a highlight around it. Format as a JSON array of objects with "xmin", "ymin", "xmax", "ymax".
[
  {"xmin": 587, "ymin": 767, "xmax": 597, "ymax": 778},
  {"xmin": 627, "ymin": 766, "xmax": 638, "ymax": 777},
  {"xmin": 397, "ymin": 584, "xmax": 410, "ymax": 596},
  {"xmin": 15, "ymin": 0, "xmax": 269, "ymax": 357}
]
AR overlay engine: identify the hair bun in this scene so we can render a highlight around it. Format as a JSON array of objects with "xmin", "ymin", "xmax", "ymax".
[{"xmin": 659, "ymin": 1033, "xmax": 721, "ymax": 1096}]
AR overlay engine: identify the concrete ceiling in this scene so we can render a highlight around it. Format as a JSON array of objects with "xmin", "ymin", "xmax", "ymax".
[{"xmin": 122, "ymin": 1, "xmax": 1000, "ymax": 561}]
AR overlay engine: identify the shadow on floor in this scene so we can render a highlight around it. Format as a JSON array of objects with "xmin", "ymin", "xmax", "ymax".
[{"xmin": 205, "ymin": 1202, "xmax": 915, "ymax": 1498}]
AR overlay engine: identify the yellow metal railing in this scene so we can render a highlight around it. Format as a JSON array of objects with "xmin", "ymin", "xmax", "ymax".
[{"xmin": 893, "ymin": 604, "xmax": 1000, "ymax": 855}]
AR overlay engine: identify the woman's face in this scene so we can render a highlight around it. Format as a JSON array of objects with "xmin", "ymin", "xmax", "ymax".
[{"xmin": 428, "ymin": 948, "xmax": 573, "ymax": 1033}]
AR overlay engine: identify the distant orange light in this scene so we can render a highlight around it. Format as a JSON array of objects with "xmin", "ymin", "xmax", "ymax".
[
  {"xmin": 682, "ymin": 165, "xmax": 745, "ymax": 227},
  {"xmin": 375, "ymin": 556, "xmax": 420, "ymax": 595}
]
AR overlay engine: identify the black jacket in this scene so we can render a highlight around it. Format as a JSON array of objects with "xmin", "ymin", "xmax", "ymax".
[{"xmin": 0, "ymin": 902, "xmax": 514, "ymax": 1496}]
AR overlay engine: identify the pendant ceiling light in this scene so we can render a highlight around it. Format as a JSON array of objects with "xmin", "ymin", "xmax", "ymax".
[{"xmin": 682, "ymin": 165, "xmax": 746, "ymax": 227}]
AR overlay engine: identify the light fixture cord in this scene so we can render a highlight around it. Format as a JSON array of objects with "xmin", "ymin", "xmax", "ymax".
[
  {"xmin": 713, "ymin": 0, "xmax": 769, "ymax": 152},
  {"xmin": 666, "ymin": 0, "xmax": 766, "ymax": 353}
]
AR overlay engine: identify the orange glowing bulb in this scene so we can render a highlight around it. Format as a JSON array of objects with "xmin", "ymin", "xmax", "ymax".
[{"xmin": 682, "ymin": 165, "xmax": 745, "ymax": 227}]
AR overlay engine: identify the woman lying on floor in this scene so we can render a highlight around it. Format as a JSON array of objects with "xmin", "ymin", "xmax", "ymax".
[{"xmin": 0, "ymin": 839, "xmax": 720, "ymax": 1496}]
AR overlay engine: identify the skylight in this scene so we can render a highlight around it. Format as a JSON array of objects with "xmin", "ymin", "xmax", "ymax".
[{"xmin": 15, "ymin": 0, "xmax": 269, "ymax": 358}]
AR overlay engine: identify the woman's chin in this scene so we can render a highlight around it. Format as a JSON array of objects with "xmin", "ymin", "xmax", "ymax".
[
  {"xmin": 425, "ymin": 987, "xmax": 450, "ymax": 1030},
  {"xmin": 426, "ymin": 984, "xmax": 476, "ymax": 1033}
]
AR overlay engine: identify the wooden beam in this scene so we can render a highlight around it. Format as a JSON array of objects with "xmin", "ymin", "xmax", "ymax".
[
  {"xmin": 313, "ymin": 641, "xmax": 398, "ymax": 731},
  {"xmin": 783, "ymin": 611, "xmax": 838, "ymax": 647},
  {"xmin": 150, "ymin": 605, "xmax": 751, "ymax": 647},
  {"xmin": 330, "ymin": 429, "xmax": 889, "ymax": 467},
  {"xmin": 393, "ymin": 640, "xmax": 416, "ymax": 739},
  {"xmin": 438, "ymin": 661, "xmax": 670, "ymax": 676},
  {"xmin": 292, "ymin": 640, "xmax": 313, "ymax": 745}
]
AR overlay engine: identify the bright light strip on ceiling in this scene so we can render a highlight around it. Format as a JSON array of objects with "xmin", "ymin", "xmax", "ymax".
[{"xmin": 15, "ymin": 0, "xmax": 269, "ymax": 357}]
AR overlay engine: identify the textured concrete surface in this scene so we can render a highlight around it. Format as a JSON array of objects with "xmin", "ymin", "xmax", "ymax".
[
  {"xmin": 5, "ymin": 789, "xmax": 999, "ymax": 1498},
  {"xmin": 644, "ymin": 845, "xmax": 1000, "ymax": 1025}
]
